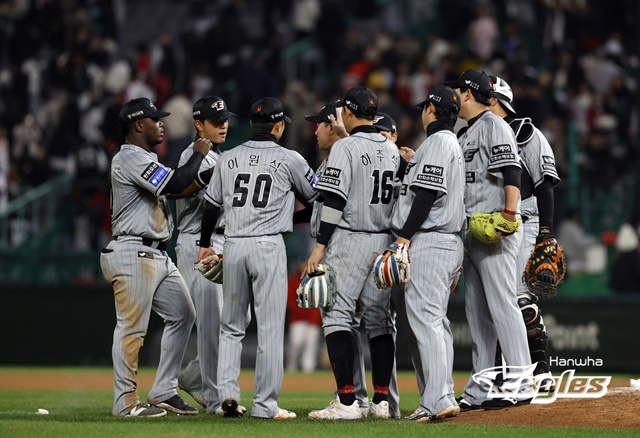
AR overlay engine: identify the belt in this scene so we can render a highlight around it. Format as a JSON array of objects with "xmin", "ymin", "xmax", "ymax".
[
  {"xmin": 215, "ymin": 227, "xmax": 225, "ymax": 235},
  {"xmin": 114, "ymin": 236, "xmax": 168, "ymax": 251},
  {"xmin": 337, "ymin": 226, "xmax": 391, "ymax": 234},
  {"xmin": 522, "ymin": 215, "xmax": 529, "ymax": 223}
]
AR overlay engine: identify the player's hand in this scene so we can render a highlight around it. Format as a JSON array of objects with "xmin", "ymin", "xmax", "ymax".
[
  {"xmin": 329, "ymin": 107, "xmax": 348, "ymax": 138},
  {"xmin": 197, "ymin": 246, "xmax": 215, "ymax": 263},
  {"xmin": 302, "ymin": 244, "xmax": 325, "ymax": 278},
  {"xmin": 399, "ymin": 146, "xmax": 414, "ymax": 161},
  {"xmin": 193, "ymin": 138, "xmax": 213, "ymax": 156},
  {"xmin": 382, "ymin": 237, "xmax": 411, "ymax": 260},
  {"xmin": 498, "ymin": 211, "xmax": 517, "ymax": 237}
]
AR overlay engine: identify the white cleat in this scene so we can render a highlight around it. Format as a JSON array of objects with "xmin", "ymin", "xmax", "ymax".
[
  {"xmin": 308, "ymin": 399, "xmax": 363, "ymax": 420},
  {"xmin": 367, "ymin": 400, "xmax": 390, "ymax": 419},
  {"xmin": 272, "ymin": 408, "xmax": 296, "ymax": 420}
]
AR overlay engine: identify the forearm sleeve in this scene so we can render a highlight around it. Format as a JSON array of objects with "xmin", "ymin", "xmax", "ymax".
[
  {"xmin": 501, "ymin": 165, "xmax": 522, "ymax": 190},
  {"xmin": 317, "ymin": 193, "xmax": 346, "ymax": 246},
  {"xmin": 398, "ymin": 188, "xmax": 438, "ymax": 240},
  {"xmin": 199, "ymin": 201, "xmax": 220, "ymax": 248},
  {"xmin": 161, "ymin": 153, "xmax": 204, "ymax": 194},
  {"xmin": 535, "ymin": 177, "xmax": 555, "ymax": 231}
]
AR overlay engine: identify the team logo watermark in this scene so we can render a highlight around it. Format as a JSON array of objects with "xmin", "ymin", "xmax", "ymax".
[{"xmin": 472, "ymin": 363, "xmax": 611, "ymax": 404}]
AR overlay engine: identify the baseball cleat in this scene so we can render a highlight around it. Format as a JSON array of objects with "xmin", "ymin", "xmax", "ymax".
[
  {"xmin": 456, "ymin": 396, "xmax": 481, "ymax": 412},
  {"xmin": 480, "ymin": 397, "xmax": 532, "ymax": 410},
  {"xmin": 367, "ymin": 400, "xmax": 390, "ymax": 419},
  {"xmin": 221, "ymin": 398, "xmax": 244, "ymax": 418},
  {"xmin": 308, "ymin": 399, "xmax": 362, "ymax": 420},
  {"xmin": 152, "ymin": 394, "xmax": 198, "ymax": 415},
  {"xmin": 214, "ymin": 404, "xmax": 247, "ymax": 416},
  {"xmin": 406, "ymin": 405, "xmax": 460, "ymax": 423},
  {"xmin": 124, "ymin": 403, "xmax": 167, "ymax": 418},
  {"xmin": 271, "ymin": 408, "xmax": 297, "ymax": 420},
  {"xmin": 177, "ymin": 383, "xmax": 207, "ymax": 408},
  {"xmin": 535, "ymin": 372, "xmax": 556, "ymax": 393}
]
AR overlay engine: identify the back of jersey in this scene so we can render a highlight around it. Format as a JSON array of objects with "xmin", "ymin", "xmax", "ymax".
[
  {"xmin": 205, "ymin": 140, "xmax": 317, "ymax": 237},
  {"xmin": 317, "ymin": 132, "xmax": 400, "ymax": 232}
]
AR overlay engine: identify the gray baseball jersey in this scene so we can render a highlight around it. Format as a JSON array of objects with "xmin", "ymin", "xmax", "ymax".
[
  {"xmin": 102, "ymin": 143, "xmax": 195, "ymax": 416},
  {"xmin": 393, "ymin": 130, "xmax": 465, "ymax": 415},
  {"xmin": 316, "ymin": 132, "xmax": 399, "ymax": 231},
  {"xmin": 175, "ymin": 142, "xmax": 225, "ymax": 413},
  {"xmin": 110, "ymin": 144, "xmax": 174, "ymax": 240},
  {"xmin": 310, "ymin": 158, "xmax": 327, "ymax": 238},
  {"xmin": 517, "ymin": 125, "xmax": 560, "ymax": 293},
  {"xmin": 206, "ymin": 139, "xmax": 317, "ymax": 418},
  {"xmin": 460, "ymin": 111, "xmax": 533, "ymax": 404},
  {"xmin": 459, "ymin": 111, "xmax": 521, "ymax": 215}
]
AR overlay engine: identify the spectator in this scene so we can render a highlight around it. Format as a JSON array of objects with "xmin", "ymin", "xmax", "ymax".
[
  {"xmin": 610, "ymin": 215, "xmax": 640, "ymax": 294},
  {"xmin": 556, "ymin": 209, "xmax": 598, "ymax": 275}
]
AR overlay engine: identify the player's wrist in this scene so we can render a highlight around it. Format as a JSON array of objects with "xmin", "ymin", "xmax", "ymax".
[{"xmin": 503, "ymin": 208, "xmax": 517, "ymax": 216}]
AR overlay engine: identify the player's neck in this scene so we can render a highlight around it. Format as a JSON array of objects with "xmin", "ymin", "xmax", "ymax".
[
  {"xmin": 463, "ymin": 104, "xmax": 489, "ymax": 122},
  {"xmin": 125, "ymin": 137, "xmax": 152, "ymax": 152}
]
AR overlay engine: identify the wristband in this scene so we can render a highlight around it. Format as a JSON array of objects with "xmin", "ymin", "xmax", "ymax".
[{"xmin": 503, "ymin": 208, "xmax": 517, "ymax": 216}]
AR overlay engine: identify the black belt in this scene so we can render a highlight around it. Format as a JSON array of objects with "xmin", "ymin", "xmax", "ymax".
[
  {"xmin": 215, "ymin": 227, "xmax": 225, "ymax": 235},
  {"xmin": 337, "ymin": 226, "xmax": 391, "ymax": 234},
  {"xmin": 522, "ymin": 215, "xmax": 529, "ymax": 223},
  {"xmin": 115, "ymin": 236, "xmax": 168, "ymax": 251}
]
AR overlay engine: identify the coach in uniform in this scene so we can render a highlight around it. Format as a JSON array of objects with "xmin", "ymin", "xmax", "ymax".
[
  {"xmin": 197, "ymin": 97, "xmax": 318, "ymax": 420},
  {"xmin": 100, "ymin": 97, "xmax": 210, "ymax": 417},
  {"xmin": 448, "ymin": 71, "xmax": 533, "ymax": 410}
]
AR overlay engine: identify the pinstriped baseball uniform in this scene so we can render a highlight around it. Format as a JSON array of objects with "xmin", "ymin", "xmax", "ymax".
[
  {"xmin": 516, "ymin": 128, "xmax": 560, "ymax": 294},
  {"xmin": 313, "ymin": 156, "xmax": 373, "ymax": 415},
  {"xmin": 459, "ymin": 111, "xmax": 531, "ymax": 404},
  {"xmin": 392, "ymin": 129, "xmax": 465, "ymax": 415},
  {"xmin": 204, "ymin": 140, "xmax": 317, "ymax": 418},
  {"xmin": 317, "ymin": 132, "xmax": 399, "ymax": 339},
  {"xmin": 175, "ymin": 143, "xmax": 225, "ymax": 413},
  {"xmin": 100, "ymin": 144, "xmax": 196, "ymax": 416}
]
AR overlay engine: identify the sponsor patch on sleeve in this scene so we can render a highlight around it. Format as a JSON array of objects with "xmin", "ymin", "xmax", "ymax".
[
  {"xmin": 416, "ymin": 164, "xmax": 444, "ymax": 185},
  {"xmin": 305, "ymin": 168, "xmax": 315, "ymax": 182},
  {"xmin": 541, "ymin": 155, "xmax": 557, "ymax": 172},
  {"xmin": 318, "ymin": 167, "xmax": 341, "ymax": 187},
  {"xmin": 490, "ymin": 144, "xmax": 515, "ymax": 163},
  {"xmin": 141, "ymin": 162, "xmax": 159, "ymax": 180},
  {"xmin": 323, "ymin": 167, "xmax": 342, "ymax": 178},
  {"xmin": 149, "ymin": 166, "xmax": 169, "ymax": 187}
]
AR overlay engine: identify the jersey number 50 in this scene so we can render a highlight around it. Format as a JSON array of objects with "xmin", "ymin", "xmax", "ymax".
[
  {"xmin": 370, "ymin": 169, "xmax": 393, "ymax": 205},
  {"xmin": 232, "ymin": 173, "xmax": 273, "ymax": 208}
]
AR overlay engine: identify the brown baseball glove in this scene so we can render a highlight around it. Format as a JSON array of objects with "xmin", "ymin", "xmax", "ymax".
[{"xmin": 523, "ymin": 236, "xmax": 567, "ymax": 298}]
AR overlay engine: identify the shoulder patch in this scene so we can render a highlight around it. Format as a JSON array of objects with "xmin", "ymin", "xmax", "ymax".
[
  {"xmin": 141, "ymin": 162, "xmax": 159, "ymax": 180},
  {"xmin": 323, "ymin": 167, "xmax": 342, "ymax": 178}
]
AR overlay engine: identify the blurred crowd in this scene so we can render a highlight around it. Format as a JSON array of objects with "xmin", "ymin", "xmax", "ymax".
[{"xmin": 0, "ymin": 0, "xmax": 638, "ymax": 277}]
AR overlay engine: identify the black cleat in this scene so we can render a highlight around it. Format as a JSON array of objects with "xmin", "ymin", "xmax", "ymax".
[{"xmin": 221, "ymin": 398, "xmax": 244, "ymax": 418}]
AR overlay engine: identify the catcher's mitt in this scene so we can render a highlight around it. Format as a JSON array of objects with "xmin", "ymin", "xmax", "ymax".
[
  {"xmin": 468, "ymin": 211, "xmax": 521, "ymax": 244},
  {"xmin": 195, "ymin": 253, "xmax": 223, "ymax": 284},
  {"xmin": 373, "ymin": 242, "xmax": 410, "ymax": 289},
  {"xmin": 523, "ymin": 237, "xmax": 567, "ymax": 298},
  {"xmin": 297, "ymin": 264, "xmax": 337, "ymax": 310}
]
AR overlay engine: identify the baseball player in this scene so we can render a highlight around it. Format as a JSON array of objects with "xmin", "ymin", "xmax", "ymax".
[
  {"xmin": 197, "ymin": 97, "xmax": 318, "ymax": 420},
  {"xmin": 100, "ymin": 97, "xmax": 210, "ymax": 417},
  {"xmin": 389, "ymin": 86, "xmax": 465, "ymax": 422},
  {"xmin": 304, "ymin": 86, "xmax": 402, "ymax": 420},
  {"xmin": 488, "ymin": 76, "xmax": 560, "ymax": 391},
  {"xmin": 448, "ymin": 70, "xmax": 533, "ymax": 410},
  {"xmin": 302, "ymin": 102, "xmax": 375, "ymax": 418},
  {"xmin": 171, "ymin": 96, "xmax": 248, "ymax": 415}
]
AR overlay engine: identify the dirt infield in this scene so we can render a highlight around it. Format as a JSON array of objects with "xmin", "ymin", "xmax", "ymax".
[{"xmin": 0, "ymin": 371, "xmax": 638, "ymax": 428}]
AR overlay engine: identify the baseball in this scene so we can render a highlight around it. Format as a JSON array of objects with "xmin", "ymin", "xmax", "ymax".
[{"xmin": 36, "ymin": 408, "xmax": 49, "ymax": 415}]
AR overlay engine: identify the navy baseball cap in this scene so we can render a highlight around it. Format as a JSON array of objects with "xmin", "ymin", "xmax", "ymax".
[
  {"xmin": 373, "ymin": 112, "xmax": 397, "ymax": 133},
  {"xmin": 488, "ymin": 75, "xmax": 517, "ymax": 115},
  {"xmin": 416, "ymin": 86, "xmax": 461, "ymax": 114},
  {"xmin": 444, "ymin": 70, "xmax": 494, "ymax": 95},
  {"xmin": 118, "ymin": 97, "xmax": 170, "ymax": 124},
  {"xmin": 251, "ymin": 97, "xmax": 291, "ymax": 124},
  {"xmin": 336, "ymin": 86, "xmax": 378, "ymax": 117},
  {"xmin": 192, "ymin": 95, "xmax": 237, "ymax": 121},
  {"xmin": 304, "ymin": 101, "xmax": 339, "ymax": 123}
]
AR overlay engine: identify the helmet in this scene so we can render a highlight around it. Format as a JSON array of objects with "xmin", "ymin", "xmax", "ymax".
[{"xmin": 490, "ymin": 75, "xmax": 517, "ymax": 116}]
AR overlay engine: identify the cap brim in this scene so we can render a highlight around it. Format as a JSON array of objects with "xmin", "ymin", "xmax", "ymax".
[
  {"xmin": 415, "ymin": 99, "xmax": 429, "ymax": 109},
  {"xmin": 284, "ymin": 115, "xmax": 292, "ymax": 124},
  {"xmin": 204, "ymin": 110, "xmax": 238, "ymax": 121},
  {"xmin": 334, "ymin": 100, "xmax": 346, "ymax": 107},
  {"xmin": 150, "ymin": 110, "xmax": 171, "ymax": 118},
  {"xmin": 494, "ymin": 94, "xmax": 517, "ymax": 115},
  {"xmin": 304, "ymin": 114, "xmax": 326, "ymax": 122}
]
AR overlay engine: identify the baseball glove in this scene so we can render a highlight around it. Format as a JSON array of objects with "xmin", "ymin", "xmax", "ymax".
[
  {"xmin": 296, "ymin": 264, "xmax": 337, "ymax": 310},
  {"xmin": 373, "ymin": 242, "xmax": 410, "ymax": 289},
  {"xmin": 523, "ymin": 237, "xmax": 567, "ymax": 298},
  {"xmin": 195, "ymin": 253, "xmax": 223, "ymax": 284},
  {"xmin": 468, "ymin": 211, "xmax": 521, "ymax": 244}
]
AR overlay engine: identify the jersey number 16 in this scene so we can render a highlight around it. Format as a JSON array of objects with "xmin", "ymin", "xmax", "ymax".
[{"xmin": 370, "ymin": 169, "xmax": 393, "ymax": 205}]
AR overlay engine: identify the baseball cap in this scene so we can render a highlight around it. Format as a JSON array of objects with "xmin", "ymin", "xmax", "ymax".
[
  {"xmin": 373, "ymin": 112, "xmax": 397, "ymax": 133},
  {"xmin": 192, "ymin": 95, "xmax": 237, "ymax": 121},
  {"xmin": 336, "ymin": 86, "xmax": 378, "ymax": 117},
  {"xmin": 488, "ymin": 75, "xmax": 517, "ymax": 115},
  {"xmin": 415, "ymin": 86, "xmax": 461, "ymax": 114},
  {"xmin": 304, "ymin": 101, "xmax": 339, "ymax": 123},
  {"xmin": 250, "ymin": 97, "xmax": 291, "ymax": 124},
  {"xmin": 444, "ymin": 70, "xmax": 493, "ymax": 95},
  {"xmin": 118, "ymin": 97, "xmax": 170, "ymax": 124}
]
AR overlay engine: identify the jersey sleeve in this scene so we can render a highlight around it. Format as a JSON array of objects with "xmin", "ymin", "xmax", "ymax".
[
  {"xmin": 530, "ymin": 130, "xmax": 560, "ymax": 187},
  {"xmin": 408, "ymin": 136, "xmax": 450, "ymax": 196},
  {"xmin": 486, "ymin": 120, "xmax": 520, "ymax": 173},
  {"xmin": 288, "ymin": 150, "xmax": 319, "ymax": 202},
  {"xmin": 204, "ymin": 158, "xmax": 223, "ymax": 207},
  {"xmin": 121, "ymin": 151, "xmax": 173, "ymax": 196},
  {"xmin": 316, "ymin": 139, "xmax": 351, "ymax": 201}
]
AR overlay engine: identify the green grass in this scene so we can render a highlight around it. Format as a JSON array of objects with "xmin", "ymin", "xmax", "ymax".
[{"xmin": 0, "ymin": 369, "xmax": 636, "ymax": 437}]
